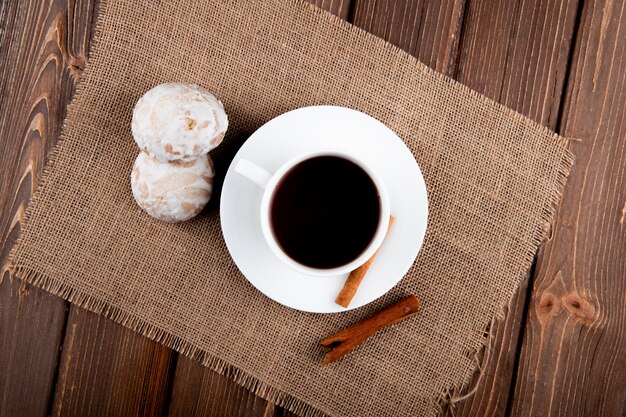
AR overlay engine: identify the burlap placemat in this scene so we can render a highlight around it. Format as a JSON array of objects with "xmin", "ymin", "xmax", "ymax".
[{"xmin": 9, "ymin": 1, "xmax": 574, "ymax": 416}]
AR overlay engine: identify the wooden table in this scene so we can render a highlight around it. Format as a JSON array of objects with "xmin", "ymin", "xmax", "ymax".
[{"xmin": 1, "ymin": 1, "xmax": 624, "ymax": 416}]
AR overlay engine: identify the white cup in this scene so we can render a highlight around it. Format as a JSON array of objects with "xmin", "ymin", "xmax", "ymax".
[{"xmin": 235, "ymin": 150, "xmax": 391, "ymax": 277}]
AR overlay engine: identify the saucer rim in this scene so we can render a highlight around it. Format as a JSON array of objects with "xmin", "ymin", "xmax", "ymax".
[{"xmin": 219, "ymin": 105, "xmax": 429, "ymax": 313}]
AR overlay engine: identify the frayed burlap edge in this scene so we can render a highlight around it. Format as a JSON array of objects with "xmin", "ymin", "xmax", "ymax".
[
  {"xmin": 8, "ymin": 264, "xmax": 331, "ymax": 417},
  {"xmin": 7, "ymin": 0, "xmax": 576, "ymax": 416},
  {"xmin": 434, "ymin": 137, "xmax": 573, "ymax": 414}
]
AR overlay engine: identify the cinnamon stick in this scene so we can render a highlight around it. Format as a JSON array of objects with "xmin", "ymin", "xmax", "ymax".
[
  {"xmin": 335, "ymin": 215, "xmax": 395, "ymax": 308},
  {"xmin": 320, "ymin": 295, "xmax": 420, "ymax": 365}
]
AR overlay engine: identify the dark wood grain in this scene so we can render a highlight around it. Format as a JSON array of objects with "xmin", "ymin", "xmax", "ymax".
[
  {"xmin": 351, "ymin": 0, "xmax": 576, "ymax": 415},
  {"xmin": 167, "ymin": 356, "xmax": 275, "ymax": 417},
  {"xmin": 1, "ymin": 0, "xmax": 625, "ymax": 416},
  {"xmin": 51, "ymin": 308, "xmax": 175, "ymax": 417},
  {"xmin": 455, "ymin": 0, "xmax": 579, "ymax": 127},
  {"xmin": 443, "ymin": 282, "xmax": 529, "ymax": 417},
  {"xmin": 511, "ymin": 0, "xmax": 626, "ymax": 415},
  {"xmin": 0, "ymin": 277, "xmax": 67, "ymax": 417},
  {"xmin": 0, "ymin": 1, "xmax": 97, "ymax": 415},
  {"xmin": 0, "ymin": 1, "xmax": 178, "ymax": 416},
  {"xmin": 351, "ymin": 0, "xmax": 466, "ymax": 76},
  {"xmin": 440, "ymin": 0, "xmax": 580, "ymax": 415},
  {"xmin": 307, "ymin": 0, "xmax": 352, "ymax": 20},
  {"xmin": 49, "ymin": 277, "xmax": 178, "ymax": 407}
]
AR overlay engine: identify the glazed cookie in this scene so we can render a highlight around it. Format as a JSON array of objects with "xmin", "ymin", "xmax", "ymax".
[
  {"xmin": 131, "ymin": 151, "xmax": 215, "ymax": 222},
  {"xmin": 131, "ymin": 83, "xmax": 228, "ymax": 163}
]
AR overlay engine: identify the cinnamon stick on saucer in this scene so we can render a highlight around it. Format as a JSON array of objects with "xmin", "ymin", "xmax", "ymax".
[
  {"xmin": 321, "ymin": 295, "xmax": 420, "ymax": 365},
  {"xmin": 335, "ymin": 215, "xmax": 395, "ymax": 308}
]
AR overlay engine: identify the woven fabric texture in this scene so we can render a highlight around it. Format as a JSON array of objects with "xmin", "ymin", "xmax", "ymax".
[{"xmin": 10, "ymin": 1, "xmax": 574, "ymax": 416}]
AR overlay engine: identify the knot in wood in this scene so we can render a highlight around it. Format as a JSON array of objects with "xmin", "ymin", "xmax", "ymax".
[
  {"xmin": 536, "ymin": 292, "xmax": 560, "ymax": 317},
  {"xmin": 562, "ymin": 293, "xmax": 596, "ymax": 323},
  {"xmin": 69, "ymin": 56, "xmax": 86, "ymax": 78}
]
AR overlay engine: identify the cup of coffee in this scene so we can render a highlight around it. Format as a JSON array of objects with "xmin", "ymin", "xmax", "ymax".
[{"xmin": 235, "ymin": 150, "xmax": 390, "ymax": 277}]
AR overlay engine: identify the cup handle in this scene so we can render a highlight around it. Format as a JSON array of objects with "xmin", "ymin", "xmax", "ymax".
[{"xmin": 235, "ymin": 159, "xmax": 272, "ymax": 189}]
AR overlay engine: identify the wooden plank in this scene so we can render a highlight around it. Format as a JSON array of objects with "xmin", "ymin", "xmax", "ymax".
[
  {"xmin": 50, "ymin": 308, "xmax": 175, "ymax": 417},
  {"xmin": 27, "ymin": 0, "xmax": 181, "ymax": 413},
  {"xmin": 0, "ymin": 0, "xmax": 97, "ymax": 415},
  {"xmin": 510, "ymin": 0, "xmax": 626, "ymax": 415},
  {"xmin": 0, "ymin": 276, "xmax": 67, "ymax": 417},
  {"xmin": 351, "ymin": 0, "xmax": 577, "ymax": 415},
  {"xmin": 4, "ymin": 1, "xmax": 618, "ymax": 417},
  {"xmin": 0, "ymin": 0, "xmax": 178, "ymax": 415},
  {"xmin": 443, "ymin": 281, "xmax": 528, "ymax": 416},
  {"xmin": 351, "ymin": 0, "xmax": 466, "ymax": 75},
  {"xmin": 455, "ymin": 0, "xmax": 579, "ymax": 126},
  {"xmin": 439, "ymin": 0, "xmax": 580, "ymax": 415},
  {"xmin": 167, "ymin": 356, "xmax": 275, "ymax": 417},
  {"xmin": 307, "ymin": 0, "xmax": 352, "ymax": 20},
  {"xmin": 50, "ymin": 305, "xmax": 177, "ymax": 409}
]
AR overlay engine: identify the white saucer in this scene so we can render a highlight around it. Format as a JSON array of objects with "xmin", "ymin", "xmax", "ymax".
[{"xmin": 220, "ymin": 106, "xmax": 428, "ymax": 313}]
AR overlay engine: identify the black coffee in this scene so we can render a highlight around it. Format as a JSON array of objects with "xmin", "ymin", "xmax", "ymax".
[{"xmin": 270, "ymin": 155, "xmax": 381, "ymax": 269}]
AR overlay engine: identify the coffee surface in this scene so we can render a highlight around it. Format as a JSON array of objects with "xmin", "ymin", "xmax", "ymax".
[{"xmin": 270, "ymin": 155, "xmax": 381, "ymax": 269}]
